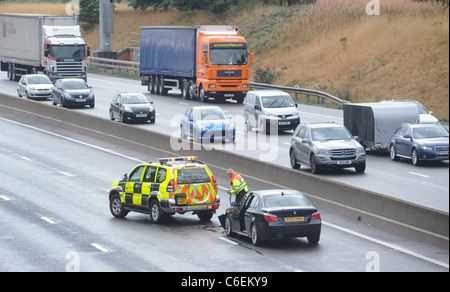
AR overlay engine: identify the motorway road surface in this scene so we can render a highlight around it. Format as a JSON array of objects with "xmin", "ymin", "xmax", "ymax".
[
  {"xmin": 0, "ymin": 111, "xmax": 448, "ymax": 272},
  {"xmin": 0, "ymin": 72, "xmax": 448, "ymax": 213}
]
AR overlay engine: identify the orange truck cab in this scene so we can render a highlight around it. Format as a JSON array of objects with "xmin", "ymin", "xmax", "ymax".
[{"xmin": 140, "ymin": 26, "xmax": 254, "ymax": 103}]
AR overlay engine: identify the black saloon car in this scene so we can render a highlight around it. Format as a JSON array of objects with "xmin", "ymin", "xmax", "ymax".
[
  {"xmin": 109, "ymin": 93, "xmax": 156, "ymax": 123},
  {"xmin": 224, "ymin": 189, "xmax": 321, "ymax": 246},
  {"xmin": 52, "ymin": 78, "xmax": 95, "ymax": 108}
]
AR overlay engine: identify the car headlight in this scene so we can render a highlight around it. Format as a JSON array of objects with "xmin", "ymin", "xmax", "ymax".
[
  {"xmin": 124, "ymin": 107, "xmax": 133, "ymax": 113},
  {"xmin": 356, "ymin": 146, "xmax": 365, "ymax": 154},
  {"xmin": 420, "ymin": 146, "xmax": 432, "ymax": 151},
  {"xmin": 318, "ymin": 149, "xmax": 330, "ymax": 155},
  {"xmin": 209, "ymin": 84, "xmax": 216, "ymax": 88},
  {"xmin": 29, "ymin": 87, "xmax": 36, "ymax": 91},
  {"xmin": 199, "ymin": 124, "xmax": 209, "ymax": 131},
  {"xmin": 88, "ymin": 92, "xmax": 95, "ymax": 98}
]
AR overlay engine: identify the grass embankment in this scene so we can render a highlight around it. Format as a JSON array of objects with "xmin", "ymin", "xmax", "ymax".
[{"xmin": 1, "ymin": 1, "xmax": 448, "ymax": 121}]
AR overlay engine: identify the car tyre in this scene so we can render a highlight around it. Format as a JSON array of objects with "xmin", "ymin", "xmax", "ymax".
[
  {"xmin": 355, "ymin": 162, "xmax": 366, "ymax": 173},
  {"xmin": 251, "ymin": 223, "xmax": 264, "ymax": 246},
  {"xmin": 197, "ymin": 211, "xmax": 213, "ymax": 222},
  {"xmin": 411, "ymin": 148, "xmax": 421, "ymax": 166},
  {"xmin": 310, "ymin": 154, "xmax": 321, "ymax": 174},
  {"xmin": 290, "ymin": 148, "xmax": 300, "ymax": 169},
  {"xmin": 390, "ymin": 144, "xmax": 400, "ymax": 161},
  {"xmin": 225, "ymin": 214, "xmax": 236, "ymax": 237},
  {"xmin": 109, "ymin": 194, "xmax": 128, "ymax": 218},
  {"xmin": 307, "ymin": 233, "xmax": 320, "ymax": 245},
  {"xmin": 150, "ymin": 200, "xmax": 164, "ymax": 224}
]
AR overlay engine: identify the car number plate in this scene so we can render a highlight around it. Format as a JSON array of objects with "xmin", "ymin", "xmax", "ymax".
[
  {"xmin": 284, "ymin": 216, "xmax": 304, "ymax": 222},
  {"xmin": 76, "ymin": 99, "xmax": 86, "ymax": 102},
  {"xmin": 439, "ymin": 151, "xmax": 449, "ymax": 155},
  {"xmin": 136, "ymin": 114, "xmax": 147, "ymax": 118},
  {"xmin": 224, "ymin": 94, "xmax": 235, "ymax": 97},
  {"xmin": 337, "ymin": 160, "xmax": 351, "ymax": 165},
  {"xmin": 279, "ymin": 121, "xmax": 290, "ymax": 125},
  {"xmin": 177, "ymin": 197, "xmax": 186, "ymax": 205}
]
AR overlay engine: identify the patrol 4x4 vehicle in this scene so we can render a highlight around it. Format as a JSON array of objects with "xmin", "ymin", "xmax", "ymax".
[{"xmin": 109, "ymin": 157, "xmax": 220, "ymax": 223}]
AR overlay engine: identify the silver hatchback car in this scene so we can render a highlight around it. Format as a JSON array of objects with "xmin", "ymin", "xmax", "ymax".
[{"xmin": 289, "ymin": 122, "xmax": 366, "ymax": 174}]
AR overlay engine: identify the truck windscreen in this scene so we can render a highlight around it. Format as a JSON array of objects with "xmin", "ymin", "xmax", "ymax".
[
  {"xmin": 210, "ymin": 48, "xmax": 248, "ymax": 66},
  {"xmin": 50, "ymin": 45, "xmax": 86, "ymax": 59}
]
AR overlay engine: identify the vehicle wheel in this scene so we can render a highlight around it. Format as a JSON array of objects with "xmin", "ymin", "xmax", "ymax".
[
  {"xmin": 225, "ymin": 214, "xmax": 236, "ymax": 237},
  {"xmin": 245, "ymin": 116, "xmax": 253, "ymax": 132},
  {"xmin": 197, "ymin": 211, "xmax": 213, "ymax": 222},
  {"xmin": 120, "ymin": 112, "xmax": 126, "ymax": 123},
  {"xmin": 310, "ymin": 154, "xmax": 321, "ymax": 174},
  {"xmin": 150, "ymin": 200, "xmax": 164, "ymax": 223},
  {"xmin": 109, "ymin": 110, "xmax": 115, "ymax": 121},
  {"xmin": 181, "ymin": 79, "xmax": 189, "ymax": 100},
  {"xmin": 411, "ymin": 148, "xmax": 421, "ymax": 166},
  {"xmin": 390, "ymin": 144, "xmax": 400, "ymax": 161},
  {"xmin": 355, "ymin": 162, "xmax": 366, "ymax": 173},
  {"xmin": 17, "ymin": 89, "xmax": 22, "ymax": 97},
  {"xmin": 180, "ymin": 125, "xmax": 187, "ymax": 139},
  {"xmin": 290, "ymin": 148, "xmax": 300, "ymax": 169},
  {"xmin": 51, "ymin": 96, "xmax": 57, "ymax": 106},
  {"xmin": 307, "ymin": 233, "xmax": 320, "ymax": 245},
  {"xmin": 199, "ymin": 86, "xmax": 208, "ymax": 103},
  {"xmin": 109, "ymin": 194, "xmax": 128, "ymax": 218},
  {"xmin": 148, "ymin": 76, "xmax": 154, "ymax": 94},
  {"xmin": 251, "ymin": 223, "xmax": 264, "ymax": 246},
  {"xmin": 159, "ymin": 76, "xmax": 165, "ymax": 96}
]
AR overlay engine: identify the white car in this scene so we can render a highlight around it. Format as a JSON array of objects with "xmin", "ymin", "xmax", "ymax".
[{"xmin": 17, "ymin": 74, "xmax": 54, "ymax": 99}]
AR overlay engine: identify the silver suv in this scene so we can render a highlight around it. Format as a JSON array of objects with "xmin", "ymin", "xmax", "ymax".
[{"xmin": 289, "ymin": 123, "xmax": 366, "ymax": 174}]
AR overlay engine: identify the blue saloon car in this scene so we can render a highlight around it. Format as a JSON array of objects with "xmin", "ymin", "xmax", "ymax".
[
  {"xmin": 180, "ymin": 106, "xmax": 235, "ymax": 143},
  {"xmin": 390, "ymin": 123, "xmax": 449, "ymax": 165}
]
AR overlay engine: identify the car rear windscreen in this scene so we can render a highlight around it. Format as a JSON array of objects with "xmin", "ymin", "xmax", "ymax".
[
  {"xmin": 263, "ymin": 194, "xmax": 311, "ymax": 208},
  {"xmin": 177, "ymin": 168, "xmax": 211, "ymax": 184}
]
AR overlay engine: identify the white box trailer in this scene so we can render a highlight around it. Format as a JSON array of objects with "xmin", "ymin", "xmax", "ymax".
[{"xmin": 0, "ymin": 13, "xmax": 89, "ymax": 81}]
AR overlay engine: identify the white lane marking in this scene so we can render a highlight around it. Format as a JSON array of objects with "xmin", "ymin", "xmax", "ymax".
[
  {"xmin": 408, "ymin": 172, "xmax": 429, "ymax": 178},
  {"xmin": 0, "ymin": 195, "xmax": 11, "ymax": 201},
  {"xmin": 91, "ymin": 243, "xmax": 109, "ymax": 253},
  {"xmin": 218, "ymin": 237, "xmax": 239, "ymax": 246},
  {"xmin": 20, "ymin": 156, "xmax": 32, "ymax": 161},
  {"xmin": 41, "ymin": 217, "xmax": 56, "ymax": 224},
  {"xmin": 299, "ymin": 110, "xmax": 343, "ymax": 120},
  {"xmin": 178, "ymin": 102, "xmax": 189, "ymax": 106},
  {"xmin": 59, "ymin": 171, "xmax": 74, "ymax": 177},
  {"xmin": 323, "ymin": 220, "xmax": 449, "ymax": 269},
  {"xmin": 0, "ymin": 117, "xmax": 145, "ymax": 164},
  {"xmin": 2, "ymin": 117, "xmax": 447, "ymax": 269}
]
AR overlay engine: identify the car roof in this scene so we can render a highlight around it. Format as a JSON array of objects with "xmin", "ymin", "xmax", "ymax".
[
  {"xmin": 305, "ymin": 122, "xmax": 344, "ymax": 128},
  {"xmin": 247, "ymin": 90, "xmax": 290, "ymax": 97},
  {"xmin": 251, "ymin": 189, "xmax": 304, "ymax": 197},
  {"xmin": 403, "ymin": 123, "xmax": 445, "ymax": 128},
  {"xmin": 59, "ymin": 78, "xmax": 86, "ymax": 82},
  {"xmin": 190, "ymin": 105, "xmax": 223, "ymax": 110}
]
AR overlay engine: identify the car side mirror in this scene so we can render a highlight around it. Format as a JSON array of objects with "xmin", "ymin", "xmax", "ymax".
[
  {"xmin": 254, "ymin": 104, "xmax": 261, "ymax": 111},
  {"xmin": 354, "ymin": 136, "xmax": 360, "ymax": 142},
  {"xmin": 301, "ymin": 138, "xmax": 311, "ymax": 144},
  {"xmin": 403, "ymin": 134, "xmax": 412, "ymax": 139},
  {"xmin": 122, "ymin": 173, "xmax": 128, "ymax": 182}
]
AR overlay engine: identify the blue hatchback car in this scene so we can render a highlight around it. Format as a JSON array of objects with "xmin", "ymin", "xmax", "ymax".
[
  {"xmin": 390, "ymin": 123, "xmax": 449, "ymax": 165},
  {"xmin": 180, "ymin": 106, "xmax": 235, "ymax": 143}
]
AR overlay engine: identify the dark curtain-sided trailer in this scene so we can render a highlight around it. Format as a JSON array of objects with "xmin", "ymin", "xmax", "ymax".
[{"xmin": 344, "ymin": 102, "xmax": 420, "ymax": 151}]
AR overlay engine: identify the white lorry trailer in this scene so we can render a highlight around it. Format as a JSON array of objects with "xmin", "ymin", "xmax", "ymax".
[{"xmin": 0, "ymin": 13, "xmax": 90, "ymax": 82}]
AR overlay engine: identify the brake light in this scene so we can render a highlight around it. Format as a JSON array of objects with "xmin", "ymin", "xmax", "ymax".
[
  {"xmin": 311, "ymin": 212, "xmax": 321, "ymax": 220},
  {"xmin": 166, "ymin": 179, "xmax": 175, "ymax": 193},
  {"xmin": 264, "ymin": 214, "xmax": 279, "ymax": 222}
]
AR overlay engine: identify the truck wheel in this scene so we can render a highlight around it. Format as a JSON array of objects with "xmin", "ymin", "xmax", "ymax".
[
  {"xmin": 199, "ymin": 86, "xmax": 208, "ymax": 103},
  {"xmin": 150, "ymin": 200, "xmax": 164, "ymax": 223},
  {"xmin": 109, "ymin": 194, "xmax": 128, "ymax": 218},
  {"xmin": 148, "ymin": 76, "xmax": 155, "ymax": 94},
  {"xmin": 188, "ymin": 81, "xmax": 196, "ymax": 100},
  {"xmin": 159, "ymin": 76, "xmax": 165, "ymax": 96},
  {"xmin": 182, "ymin": 80, "xmax": 189, "ymax": 100}
]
